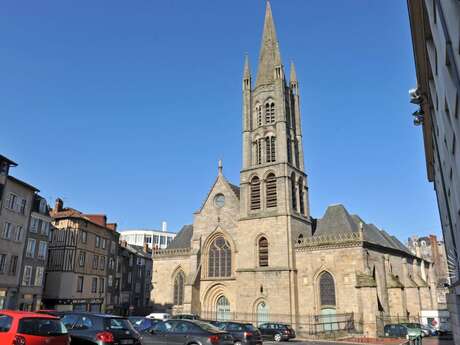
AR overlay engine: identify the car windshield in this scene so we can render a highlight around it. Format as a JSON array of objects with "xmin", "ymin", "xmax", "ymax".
[
  {"xmin": 195, "ymin": 321, "xmax": 222, "ymax": 332},
  {"xmin": 18, "ymin": 318, "xmax": 67, "ymax": 336},
  {"xmin": 106, "ymin": 318, "xmax": 132, "ymax": 330},
  {"xmin": 405, "ymin": 323, "xmax": 421, "ymax": 328},
  {"xmin": 244, "ymin": 324, "xmax": 257, "ymax": 331}
]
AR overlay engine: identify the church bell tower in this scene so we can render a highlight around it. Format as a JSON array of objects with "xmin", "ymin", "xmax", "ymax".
[{"xmin": 240, "ymin": 1, "xmax": 310, "ymax": 223}]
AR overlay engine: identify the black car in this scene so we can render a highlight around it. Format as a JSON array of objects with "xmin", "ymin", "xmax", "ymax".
[
  {"xmin": 61, "ymin": 312, "xmax": 141, "ymax": 345},
  {"xmin": 141, "ymin": 319, "xmax": 234, "ymax": 345},
  {"xmin": 216, "ymin": 321, "xmax": 263, "ymax": 345},
  {"xmin": 128, "ymin": 317, "xmax": 160, "ymax": 332},
  {"xmin": 258, "ymin": 323, "xmax": 296, "ymax": 342}
]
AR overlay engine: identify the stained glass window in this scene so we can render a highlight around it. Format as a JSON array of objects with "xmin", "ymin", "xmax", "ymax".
[
  {"xmin": 173, "ymin": 271, "xmax": 185, "ymax": 305},
  {"xmin": 208, "ymin": 236, "xmax": 232, "ymax": 277},
  {"xmin": 319, "ymin": 272, "xmax": 336, "ymax": 306}
]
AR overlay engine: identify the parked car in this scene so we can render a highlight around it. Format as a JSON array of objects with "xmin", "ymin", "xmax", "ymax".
[
  {"xmin": 400, "ymin": 323, "xmax": 426, "ymax": 337},
  {"xmin": 61, "ymin": 312, "xmax": 141, "ymax": 345},
  {"xmin": 0, "ymin": 310, "xmax": 70, "ymax": 345},
  {"xmin": 128, "ymin": 316, "xmax": 160, "ymax": 332},
  {"xmin": 383, "ymin": 324, "xmax": 422, "ymax": 338},
  {"xmin": 141, "ymin": 319, "xmax": 234, "ymax": 345},
  {"xmin": 258, "ymin": 323, "xmax": 296, "ymax": 342},
  {"xmin": 421, "ymin": 324, "xmax": 438, "ymax": 336},
  {"xmin": 215, "ymin": 321, "xmax": 263, "ymax": 345},
  {"xmin": 146, "ymin": 312, "xmax": 171, "ymax": 320},
  {"xmin": 36, "ymin": 309, "xmax": 66, "ymax": 318},
  {"xmin": 170, "ymin": 313, "xmax": 201, "ymax": 320}
]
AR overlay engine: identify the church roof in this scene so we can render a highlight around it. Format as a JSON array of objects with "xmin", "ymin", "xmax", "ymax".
[
  {"xmin": 314, "ymin": 204, "xmax": 412, "ymax": 255},
  {"xmin": 229, "ymin": 183, "xmax": 240, "ymax": 199},
  {"xmin": 167, "ymin": 224, "xmax": 193, "ymax": 249}
]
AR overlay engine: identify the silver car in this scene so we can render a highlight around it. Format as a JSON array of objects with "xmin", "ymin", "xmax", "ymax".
[{"xmin": 140, "ymin": 320, "xmax": 234, "ymax": 345}]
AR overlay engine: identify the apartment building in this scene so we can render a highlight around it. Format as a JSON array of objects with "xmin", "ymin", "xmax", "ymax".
[
  {"xmin": 0, "ymin": 173, "xmax": 37, "ymax": 309},
  {"xmin": 407, "ymin": 0, "xmax": 460, "ymax": 341},
  {"xmin": 117, "ymin": 241, "xmax": 152, "ymax": 316},
  {"xmin": 44, "ymin": 199, "xmax": 119, "ymax": 312},
  {"xmin": 17, "ymin": 195, "xmax": 51, "ymax": 310},
  {"xmin": 120, "ymin": 223, "xmax": 176, "ymax": 250}
]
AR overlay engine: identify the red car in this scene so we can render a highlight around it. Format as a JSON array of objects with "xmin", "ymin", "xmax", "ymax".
[{"xmin": 0, "ymin": 310, "xmax": 70, "ymax": 345}]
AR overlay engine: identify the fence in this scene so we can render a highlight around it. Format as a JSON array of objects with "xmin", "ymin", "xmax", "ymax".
[
  {"xmin": 198, "ymin": 311, "xmax": 358, "ymax": 338},
  {"xmin": 375, "ymin": 314, "xmax": 421, "ymax": 337}
]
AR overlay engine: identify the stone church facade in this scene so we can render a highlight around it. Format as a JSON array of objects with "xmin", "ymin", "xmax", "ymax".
[{"xmin": 152, "ymin": 2, "xmax": 440, "ymax": 337}]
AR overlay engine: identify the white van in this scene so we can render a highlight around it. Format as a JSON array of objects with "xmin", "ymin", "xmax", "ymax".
[{"xmin": 146, "ymin": 312, "xmax": 171, "ymax": 320}]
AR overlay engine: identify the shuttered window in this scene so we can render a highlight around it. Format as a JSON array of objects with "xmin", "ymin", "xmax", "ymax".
[
  {"xmin": 250, "ymin": 177, "xmax": 261, "ymax": 210},
  {"xmin": 298, "ymin": 178, "xmax": 305, "ymax": 215},
  {"xmin": 265, "ymin": 137, "xmax": 276, "ymax": 163},
  {"xmin": 266, "ymin": 173, "xmax": 277, "ymax": 208},
  {"xmin": 258, "ymin": 237, "xmax": 269, "ymax": 267},
  {"xmin": 291, "ymin": 173, "xmax": 297, "ymax": 211}
]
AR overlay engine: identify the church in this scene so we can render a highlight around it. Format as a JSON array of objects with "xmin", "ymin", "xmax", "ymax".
[{"xmin": 152, "ymin": 2, "xmax": 440, "ymax": 337}]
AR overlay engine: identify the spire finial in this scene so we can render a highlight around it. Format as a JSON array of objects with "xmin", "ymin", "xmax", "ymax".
[
  {"xmin": 218, "ymin": 159, "xmax": 223, "ymax": 175},
  {"xmin": 290, "ymin": 60, "xmax": 297, "ymax": 83},
  {"xmin": 256, "ymin": 0, "xmax": 282, "ymax": 87},
  {"xmin": 243, "ymin": 53, "xmax": 251, "ymax": 79}
]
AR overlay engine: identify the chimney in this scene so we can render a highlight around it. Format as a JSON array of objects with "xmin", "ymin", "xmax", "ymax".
[
  {"xmin": 107, "ymin": 223, "xmax": 117, "ymax": 231},
  {"xmin": 54, "ymin": 198, "xmax": 63, "ymax": 212},
  {"xmin": 162, "ymin": 221, "xmax": 167, "ymax": 232}
]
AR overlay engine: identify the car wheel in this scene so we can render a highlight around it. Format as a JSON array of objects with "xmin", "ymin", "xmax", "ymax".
[
  {"xmin": 234, "ymin": 341, "xmax": 242, "ymax": 345},
  {"xmin": 274, "ymin": 333, "xmax": 282, "ymax": 342}
]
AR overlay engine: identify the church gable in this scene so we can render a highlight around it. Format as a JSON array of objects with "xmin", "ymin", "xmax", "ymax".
[{"xmin": 192, "ymin": 165, "xmax": 240, "ymax": 246}]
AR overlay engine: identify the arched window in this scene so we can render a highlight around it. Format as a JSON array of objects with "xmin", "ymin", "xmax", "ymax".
[
  {"xmin": 287, "ymin": 136, "xmax": 292, "ymax": 163},
  {"xmin": 265, "ymin": 102, "xmax": 275, "ymax": 124},
  {"xmin": 208, "ymin": 236, "xmax": 232, "ymax": 277},
  {"xmin": 250, "ymin": 176, "xmax": 261, "ymax": 210},
  {"xmin": 258, "ymin": 237, "xmax": 269, "ymax": 266},
  {"xmin": 256, "ymin": 105, "xmax": 262, "ymax": 127},
  {"xmin": 173, "ymin": 271, "xmax": 185, "ymax": 305},
  {"xmin": 291, "ymin": 173, "xmax": 297, "ymax": 211},
  {"xmin": 255, "ymin": 139, "xmax": 263, "ymax": 165},
  {"xmin": 319, "ymin": 272, "xmax": 336, "ymax": 306},
  {"xmin": 265, "ymin": 136, "xmax": 276, "ymax": 163},
  {"xmin": 298, "ymin": 177, "xmax": 305, "ymax": 215},
  {"xmin": 216, "ymin": 295, "xmax": 231, "ymax": 321},
  {"xmin": 265, "ymin": 173, "xmax": 277, "ymax": 208},
  {"xmin": 256, "ymin": 302, "xmax": 269, "ymax": 326}
]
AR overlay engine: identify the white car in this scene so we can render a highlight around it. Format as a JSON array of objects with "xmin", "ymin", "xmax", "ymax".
[{"xmin": 146, "ymin": 312, "xmax": 170, "ymax": 320}]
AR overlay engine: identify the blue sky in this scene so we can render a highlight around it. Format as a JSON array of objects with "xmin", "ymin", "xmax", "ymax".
[{"xmin": 0, "ymin": 1, "xmax": 440, "ymax": 241}]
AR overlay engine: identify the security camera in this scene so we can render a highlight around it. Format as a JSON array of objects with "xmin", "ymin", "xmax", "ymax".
[{"xmin": 409, "ymin": 88, "xmax": 423, "ymax": 105}]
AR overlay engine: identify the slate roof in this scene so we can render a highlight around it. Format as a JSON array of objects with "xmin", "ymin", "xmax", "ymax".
[
  {"xmin": 228, "ymin": 183, "xmax": 240, "ymax": 199},
  {"xmin": 167, "ymin": 225, "xmax": 193, "ymax": 249},
  {"xmin": 313, "ymin": 204, "xmax": 413, "ymax": 255}
]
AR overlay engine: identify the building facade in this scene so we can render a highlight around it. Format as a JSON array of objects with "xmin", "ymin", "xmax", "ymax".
[
  {"xmin": 44, "ymin": 199, "xmax": 119, "ymax": 312},
  {"xmin": 407, "ymin": 0, "xmax": 460, "ymax": 341},
  {"xmin": 18, "ymin": 195, "xmax": 51, "ymax": 311},
  {"xmin": 152, "ymin": 3, "xmax": 441, "ymax": 337},
  {"xmin": 0, "ymin": 172, "xmax": 38, "ymax": 309},
  {"xmin": 118, "ymin": 241, "xmax": 153, "ymax": 316},
  {"xmin": 120, "ymin": 226, "xmax": 176, "ymax": 250}
]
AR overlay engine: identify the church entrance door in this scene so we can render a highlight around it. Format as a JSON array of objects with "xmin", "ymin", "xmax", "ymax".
[
  {"xmin": 256, "ymin": 302, "xmax": 269, "ymax": 326},
  {"xmin": 216, "ymin": 296, "xmax": 231, "ymax": 321},
  {"xmin": 320, "ymin": 308, "xmax": 337, "ymax": 332}
]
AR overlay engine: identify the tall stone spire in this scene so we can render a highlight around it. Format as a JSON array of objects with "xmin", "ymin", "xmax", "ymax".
[{"xmin": 255, "ymin": 1, "xmax": 282, "ymax": 87}]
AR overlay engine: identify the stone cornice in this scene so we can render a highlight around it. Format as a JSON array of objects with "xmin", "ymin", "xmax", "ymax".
[{"xmin": 153, "ymin": 247, "xmax": 191, "ymax": 258}]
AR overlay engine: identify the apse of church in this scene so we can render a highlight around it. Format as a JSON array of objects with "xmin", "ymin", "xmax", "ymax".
[{"xmin": 152, "ymin": 2, "xmax": 440, "ymax": 338}]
